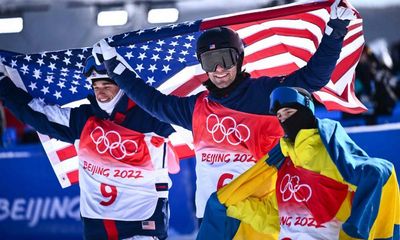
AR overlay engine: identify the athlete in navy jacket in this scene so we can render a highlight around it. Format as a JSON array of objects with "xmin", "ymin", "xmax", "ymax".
[
  {"xmin": 0, "ymin": 56, "xmax": 176, "ymax": 240},
  {"xmin": 96, "ymin": 0, "xmax": 358, "ymax": 220}
]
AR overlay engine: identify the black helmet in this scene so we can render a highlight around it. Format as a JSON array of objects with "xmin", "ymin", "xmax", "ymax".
[{"xmin": 196, "ymin": 27, "xmax": 244, "ymax": 62}]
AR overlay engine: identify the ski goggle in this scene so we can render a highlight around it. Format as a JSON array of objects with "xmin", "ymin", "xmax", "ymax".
[
  {"xmin": 82, "ymin": 56, "xmax": 107, "ymax": 77},
  {"xmin": 199, "ymin": 48, "xmax": 238, "ymax": 72},
  {"xmin": 269, "ymin": 87, "xmax": 315, "ymax": 114}
]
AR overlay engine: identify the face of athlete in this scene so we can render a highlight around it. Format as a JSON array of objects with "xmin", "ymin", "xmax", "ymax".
[
  {"xmin": 207, "ymin": 64, "xmax": 237, "ymax": 89},
  {"xmin": 92, "ymin": 80, "xmax": 120, "ymax": 103},
  {"xmin": 276, "ymin": 107, "xmax": 298, "ymax": 123}
]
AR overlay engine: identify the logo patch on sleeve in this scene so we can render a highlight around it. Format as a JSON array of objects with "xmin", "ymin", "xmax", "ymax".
[{"xmin": 142, "ymin": 220, "xmax": 156, "ymax": 230}]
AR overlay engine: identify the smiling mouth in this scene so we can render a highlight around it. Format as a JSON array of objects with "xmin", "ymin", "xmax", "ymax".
[
  {"xmin": 215, "ymin": 73, "xmax": 228, "ymax": 78},
  {"xmin": 98, "ymin": 97, "xmax": 109, "ymax": 102}
]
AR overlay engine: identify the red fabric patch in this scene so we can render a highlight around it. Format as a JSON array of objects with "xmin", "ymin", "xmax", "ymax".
[
  {"xmin": 66, "ymin": 170, "xmax": 79, "ymax": 184},
  {"xmin": 113, "ymin": 112, "xmax": 126, "ymax": 124},
  {"xmin": 150, "ymin": 136, "xmax": 164, "ymax": 147},
  {"xmin": 79, "ymin": 117, "xmax": 151, "ymax": 167},
  {"xmin": 172, "ymin": 144, "xmax": 195, "ymax": 160},
  {"xmin": 103, "ymin": 219, "xmax": 118, "ymax": 240},
  {"xmin": 277, "ymin": 158, "xmax": 348, "ymax": 224},
  {"xmin": 56, "ymin": 145, "xmax": 77, "ymax": 161}
]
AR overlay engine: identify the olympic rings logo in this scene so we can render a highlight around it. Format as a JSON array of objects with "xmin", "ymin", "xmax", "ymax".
[
  {"xmin": 90, "ymin": 126, "xmax": 138, "ymax": 160},
  {"xmin": 279, "ymin": 174, "xmax": 312, "ymax": 202},
  {"xmin": 206, "ymin": 114, "xmax": 250, "ymax": 146}
]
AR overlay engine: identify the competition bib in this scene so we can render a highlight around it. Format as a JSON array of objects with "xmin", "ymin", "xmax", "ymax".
[
  {"xmin": 78, "ymin": 117, "xmax": 169, "ymax": 221},
  {"xmin": 277, "ymin": 158, "xmax": 348, "ymax": 240},
  {"xmin": 192, "ymin": 92, "xmax": 283, "ymax": 217}
]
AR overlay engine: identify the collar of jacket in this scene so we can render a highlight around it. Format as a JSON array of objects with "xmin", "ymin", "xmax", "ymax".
[
  {"xmin": 280, "ymin": 128, "xmax": 321, "ymax": 166},
  {"xmin": 87, "ymin": 94, "xmax": 131, "ymax": 120},
  {"xmin": 203, "ymin": 71, "xmax": 250, "ymax": 99}
]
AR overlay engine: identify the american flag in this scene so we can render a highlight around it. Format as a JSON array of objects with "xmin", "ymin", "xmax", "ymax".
[
  {"xmin": 104, "ymin": 0, "xmax": 366, "ymax": 113},
  {"xmin": 1, "ymin": 0, "xmax": 365, "ymax": 188},
  {"xmin": 2, "ymin": 48, "xmax": 93, "ymax": 105}
]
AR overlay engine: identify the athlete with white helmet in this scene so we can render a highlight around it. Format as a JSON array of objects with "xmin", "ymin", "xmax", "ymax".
[{"xmin": 0, "ymin": 56, "xmax": 177, "ymax": 240}]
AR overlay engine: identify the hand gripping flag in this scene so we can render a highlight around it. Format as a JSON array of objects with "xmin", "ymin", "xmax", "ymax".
[{"xmin": 1, "ymin": 0, "xmax": 366, "ymax": 188}]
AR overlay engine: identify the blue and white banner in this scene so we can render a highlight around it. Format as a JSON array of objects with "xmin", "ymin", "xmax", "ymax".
[
  {"xmin": 0, "ymin": 144, "xmax": 197, "ymax": 239},
  {"xmin": 0, "ymin": 144, "xmax": 81, "ymax": 240}
]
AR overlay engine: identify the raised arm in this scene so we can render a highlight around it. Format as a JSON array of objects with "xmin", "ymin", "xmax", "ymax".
[
  {"xmin": 0, "ymin": 76, "xmax": 86, "ymax": 143},
  {"xmin": 280, "ymin": 0, "xmax": 359, "ymax": 91},
  {"xmin": 95, "ymin": 40, "xmax": 197, "ymax": 131}
]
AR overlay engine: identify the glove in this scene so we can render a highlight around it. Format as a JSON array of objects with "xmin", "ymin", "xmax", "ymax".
[
  {"xmin": 93, "ymin": 39, "xmax": 134, "ymax": 76},
  {"xmin": 325, "ymin": 0, "xmax": 359, "ymax": 39},
  {"xmin": 91, "ymin": 42, "xmax": 104, "ymax": 65},
  {"xmin": 93, "ymin": 39, "xmax": 118, "ymax": 61},
  {"xmin": 330, "ymin": 0, "xmax": 358, "ymax": 21}
]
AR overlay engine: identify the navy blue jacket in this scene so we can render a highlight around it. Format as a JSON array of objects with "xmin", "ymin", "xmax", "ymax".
[
  {"xmin": 105, "ymin": 34, "xmax": 343, "ymax": 131},
  {"xmin": 0, "ymin": 77, "xmax": 175, "ymax": 142}
]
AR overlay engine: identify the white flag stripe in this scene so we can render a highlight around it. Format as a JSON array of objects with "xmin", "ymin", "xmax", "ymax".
[
  {"xmin": 314, "ymin": 90, "xmax": 361, "ymax": 108},
  {"xmin": 319, "ymin": 85, "xmax": 362, "ymax": 108},
  {"xmin": 308, "ymin": 8, "xmax": 331, "ymax": 23},
  {"xmin": 41, "ymin": 137, "xmax": 73, "ymax": 153},
  {"xmin": 325, "ymin": 64, "xmax": 358, "ymax": 96},
  {"xmin": 236, "ymin": 8, "xmax": 328, "ymax": 40},
  {"xmin": 169, "ymin": 126, "xmax": 194, "ymax": 149},
  {"xmin": 345, "ymin": 25, "xmax": 363, "ymax": 41},
  {"xmin": 350, "ymin": 18, "xmax": 363, "ymax": 25},
  {"xmin": 37, "ymin": 133, "xmax": 50, "ymax": 142},
  {"xmin": 157, "ymin": 64, "xmax": 203, "ymax": 94},
  {"xmin": 187, "ymin": 84, "xmax": 207, "ymax": 96},
  {"xmin": 337, "ymin": 33, "xmax": 364, "ymax": 63},
  {"xmin": 237, "ymin": 18, "xmax": 324, "ymax": 43},
  {"xmin": 243, "ymin": 34, "xmax": 317, "ymax": 58},
  {"xmin": 53, "ymin": 156, "xmax": 80, "ymax": 176},
  {"xmin": 244, "ymin": 52, "xmax": 306, "ymax": 73},
  {"xmin": 5, "ymin": 66, "xmax": 28, "ymax": 92},
  {"xmin": 47, "ymin": 148, "xmax": 62, "ymax": 165},
  {"xmin": 344, "ymin": 22, "xmax": 363, "ymax": 41},
  {"xmin": 347, "ymin": 18, "xmax": 363, "ymax": 29},
  {"xmin": 61, "ymin": 98, "xmax": 90, "ymax": 108}
]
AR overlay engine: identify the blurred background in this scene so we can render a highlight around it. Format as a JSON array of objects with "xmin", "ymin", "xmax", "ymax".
[{"xmin": 0, "ymin": 0, "xmax": 399, "ymax": 239}]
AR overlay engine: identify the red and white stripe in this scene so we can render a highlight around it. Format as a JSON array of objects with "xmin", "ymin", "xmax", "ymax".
[
  {"xmin": 38, "ymin": 133, "xmax": 79, "ymax": 188},
  {"xmin": 315, "ymin": 19, "xmax": 366, "ymax": 113}
]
